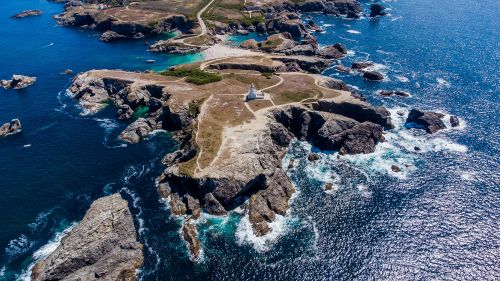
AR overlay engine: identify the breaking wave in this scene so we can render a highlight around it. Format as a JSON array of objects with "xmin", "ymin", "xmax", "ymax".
[{"xmin": 16, "ymin": 223, "xmax": 76, "ymax": 281}]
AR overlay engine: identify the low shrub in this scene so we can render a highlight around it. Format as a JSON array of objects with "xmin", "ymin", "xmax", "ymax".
[{"xmin": 161, "ymin": 68, "xmax": 222, "ymax": 85}]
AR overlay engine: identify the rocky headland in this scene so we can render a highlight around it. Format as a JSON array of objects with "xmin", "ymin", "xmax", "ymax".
[
  {"xmin": 31, "ymin": 194, "xmax": 143, "ymax": 281},
  {"xmin": 67, "ymin": 53, "xmax": 393, "ymax": 260},
  {"xmin": 50, "ymin": 0, "xmax": 367, "ymax": 43}
]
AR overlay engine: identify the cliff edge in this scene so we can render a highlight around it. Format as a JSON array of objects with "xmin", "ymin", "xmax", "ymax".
[{"xmin": 31, "ymin": 194, "xmax": 144, "ymax": 281}]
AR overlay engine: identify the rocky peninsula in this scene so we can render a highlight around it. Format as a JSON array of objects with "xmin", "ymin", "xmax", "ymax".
[
  {"xmin": 52, "ymin": 0, "xmax": 398, "ymax": 265},
  {"xmin": 31, "ymin": 194, "xmax": 143, "ymax": 281},
  {"xmin": 68, "ymin": 52, "xmax": 393, "ymax": 260}
]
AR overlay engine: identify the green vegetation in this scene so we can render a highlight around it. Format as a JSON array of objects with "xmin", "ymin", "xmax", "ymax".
[
  {"xmin": 188, "ymin": 99, "xmax": 204, "ymax": 117},
  {"xmin": 178, "ymin": 153, "xmax": 198, "ymax": 177},
  {"xmin": 161, "ymin": 68, "xmax": 222, "ymax": 85},
  {"xmin": 132, "ymin": 105, "xmax": 150, "ymax": 119},
  {"xmin": 202, "ymin": 0, "xmax": 264, "ymax": 25}
]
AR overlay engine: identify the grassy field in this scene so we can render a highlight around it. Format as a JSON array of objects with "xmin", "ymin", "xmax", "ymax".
[
  {"xmin": 203, "ymin": 0, "xmax": 264, "ymax": 25},
  {"xmin": 224, "ymin": 73, "xmax": 280, "ymax": 89},
  {"xmin": 197, "ymin": 94, "xmax": 254, "ymax": 169},
  {"xmin": 267, "ymin": 74, "xmax": 337, "ymax": 104},
  {"xmin": 248, "ymin": 99, "xmax": 274, "ymax": 111}
]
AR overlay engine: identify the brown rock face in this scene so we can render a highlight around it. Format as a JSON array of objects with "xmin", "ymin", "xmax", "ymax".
[
  {"xmin": 31, "ymin": 194, "xmax": 143, "ymax": 281},
  {"xmin": 182, "ymin": 221, "xmax": 201, "ymax": 260}
]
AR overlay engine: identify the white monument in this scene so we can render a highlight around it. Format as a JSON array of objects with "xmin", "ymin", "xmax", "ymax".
[{"xmin": 246, "ymin": 84, "xmax": 264, "ymax": 101}]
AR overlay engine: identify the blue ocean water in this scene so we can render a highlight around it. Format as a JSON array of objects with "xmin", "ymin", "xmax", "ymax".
[{"xmin": 1, "ymin": 0, "xmax": 499, "ymax": 280}]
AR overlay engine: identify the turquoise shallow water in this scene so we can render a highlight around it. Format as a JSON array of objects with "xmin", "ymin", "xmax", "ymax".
[{"xmin": 1, "ymin": 0, "xmax": 499, "ymax": 280}]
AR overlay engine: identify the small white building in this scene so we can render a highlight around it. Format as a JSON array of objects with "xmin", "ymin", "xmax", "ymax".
[{"xmin": 246, "ymin": 84, "xmax": 264, "ymax": 101}]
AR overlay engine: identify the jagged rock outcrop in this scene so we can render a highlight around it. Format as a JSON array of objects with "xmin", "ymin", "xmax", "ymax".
[
  {"xmin": 31, "ymin": 194, "xmax": 143, "ymax": 281},
  {"xmin": 11, "ymin": 9, "xmax": 42, "ymax": 19},
  {"xmin": 449, "ymin": 115, "xmax": 460, "ymax": 127},
  {"xmin": 148, "ymin": 40, "xmax": 208, "ymax": 54},
  {"xmin": 379, "ymin": 90, "xmax": 410, "ymax": 97},
  {"xmin": 54, "ymin": 4, "xmax": 193, "ymax": 40},
  {"xmin": 1, "ymin": 75, "xmax": 36, "ymax": 90},
  {"xmin": 182, "ymin": 221, "xmax": 200, "ymax": 260},
  {"xmin": 363, "ymin": 71, "xmax": 384, "ymax": 81},
  {"xmin": 68, "ymin": 70, "xmax": 192, "ymax": 144},
  {"xmin": 240, "ymin": 39, "xmax": 258, "ymax": 49},
  {"xmin": 119, "ymin": 118, "xmax": 156, "ymax": 144},
  {"xmin": 319, "ymin": 43, "xmax": 348, "ymax": 59},
  {"xmin": 0, "ymin": 119, "xmax": 22, "ymax": 137},
  {"xmin": 100, "ymin": 30, "xmax": 126, "ymax": 42},
  {"xmin": 69, "ymin": 67, "xmax": 393, "ymax": 261},
  {"xmin": 406, "ymin": 109, "xmax": 446, "ymax": 133},
  {"xmin": 157, "ymin": 97, "xmax": 392, "ymax": 240},
  {"xmin": 317, "ymin": 77, "xmax": 350, "ymax": 91},
  {"xmin": 370, "ymin": 3, "xmax": 387, "ymax": 17}
]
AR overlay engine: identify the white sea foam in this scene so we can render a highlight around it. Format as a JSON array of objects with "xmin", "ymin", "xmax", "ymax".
[
  {"xmin": 357, "ymin": 184, "xmax": 373, "ymax": 198},
  {"xmin": 28, "ymin": 209, "xmax": 56, "ymax": 231},
  {"xmin": 236, "ymin": 213, "xmax": 289, "ymax": 253},
  {"xmin": 120, "ymin": 186, "xmax": 161, "ymax": 276},
  {"xmin": 347, "ymin": 30, "xmax": 361, "ymax": 34},
  {"xmin": 17, "ymin": 224, "xmax": 76, "ymax": 281},
  {"xmin": 94, "ymin": 118, "xmax": 118, "ymax": 132},
  {"xmin": 460, "ymin": 171, "xmax": 475, "ymax": 181},
  {"xmin": 302, "ymin": 152, "xmax": 341, "ymax": 193},
  {"xmin": 436, "ymin": 78, "xmax": 451, "ymax": 88},
  {"xmin": 346, "ymin": 50, "xmax": 356, "ymax": 56},
  {"xmin": 337, "ymin": 35, "xmax": 358, "ymax": 42},
  {"xmin": 291, "ymin": 107, "xmax": 468, "ymax": 183},
  {"xmin": 395, "ymin": 75, "xmax": 410, "ymax": 83},
  {"xmin": 5, "ymin": 235, "xmax": 34, "ymax": 259}
]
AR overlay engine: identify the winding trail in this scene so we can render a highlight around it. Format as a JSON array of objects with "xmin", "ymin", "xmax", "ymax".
[{"xmin": 197, "ymin": 0, "xmax": 216, "ymax": 36}]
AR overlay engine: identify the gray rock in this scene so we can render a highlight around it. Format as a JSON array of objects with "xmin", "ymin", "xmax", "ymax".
[
  {"xmin": 406, "ymin": 109, "xmax": 446, "ymax": 133},
  {"xmin": 363, "ymin": 71, "xmax": 384, "ymax": 81},
  {"xmin": 119, "ymin": 118, "xmax": 156, "ymax": 144},
  {"xmin": 182, "ymin": 220, "xmax": 200, "ymax": 261},
  {"xmin": 335, "ymin": 64, "xmax": 351, "ymax": 73},
  {"xmin": 391, "ymin": 165, "xmax": 401, "ymax": 172},
  {"xmin": 0, "ymin": 119, "xmax": 22, "ymax": 137},
  {"xmin": 11, "ymin": 9, "xmax": 42, "ymax": 19},
  {"xmin": 308, "ymin": 153, "xmax": 321, "ymax": 162},
  {"xmin": 1, "ymin": 75, "xmax": 36, "ymax": 90},
  {"xmin": 352, "ymin": 61, "xmax": 374, "ymax": 70},
  {"xmin": 148, "ymin": 40, "xmax": 207, "ymax": 54},
  {"xmin": 450, "ymin": 115, "xmax": 460, "ymax": 127},
  {"xmin": 370, "ymin": 4, "xmax": 387, "ymax": 17},
  {"xmin": 100, "ymin": 30, "xmax": 126, "ymax": 42},
  {"xmin": 379, "ymin": 90, "xmax": 410, "ymax": 97},
  {"xmin": 31, "ymin": 194, "xmax": 143, "ymax": 281},
  {"xmin": 203, "ymin": 193, "xmax": 227, "ymax": 216}
]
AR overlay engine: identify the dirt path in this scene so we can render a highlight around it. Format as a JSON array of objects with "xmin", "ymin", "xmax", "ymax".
[
  {"xmin": 197, "ymin": 0, "xmax": 216, "ymax": 36},
  {"xmin": 194, "ymin": 94, "xmax": 214, "ymax": 173}
]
